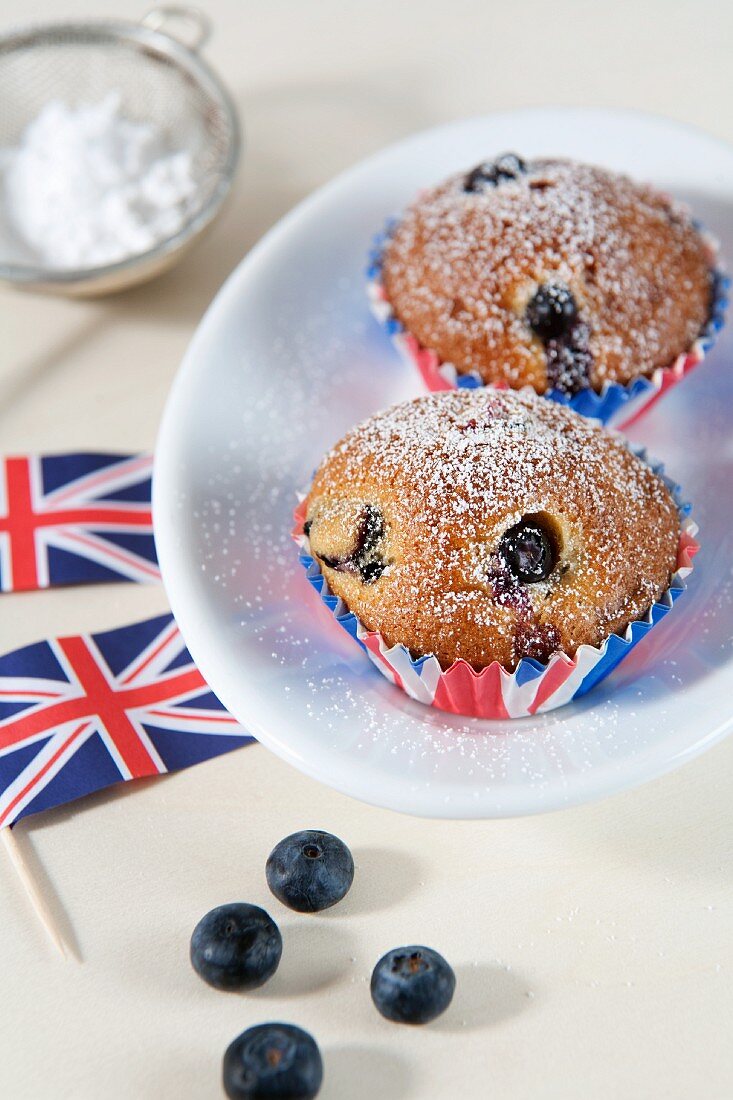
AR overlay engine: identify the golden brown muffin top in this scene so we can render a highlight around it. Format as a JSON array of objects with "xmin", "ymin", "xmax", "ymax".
[
  {"xmin": 381, "ymin": 156, "xmax": 712, "ymax": 393},
  {"xmin": 305, "ymin": 388, "xmax": 680, "ymax": 669}
]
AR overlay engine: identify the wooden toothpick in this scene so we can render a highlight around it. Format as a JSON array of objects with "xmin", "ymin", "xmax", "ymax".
[{"xmin": 2, "ymin": 826, "xmax": 66, "ymax": 959}]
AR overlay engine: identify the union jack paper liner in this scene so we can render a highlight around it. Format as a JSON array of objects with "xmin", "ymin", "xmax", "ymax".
[
  {"xmin": 367, "ymin": 222, "xmax": 729, "ymax": 430},
  {"xmin": 293, "ymin": 451, "xmax": 698, "ymax": 720}
]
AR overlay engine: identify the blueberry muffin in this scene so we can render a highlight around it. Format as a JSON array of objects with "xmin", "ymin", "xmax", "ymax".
[
  {"xmin": 303, "ymin": 388, "xmax": 680, "ymax": 670},
  {"xmin": 380, "ymin": 155, "xmax": 714, "ymax": 395}
]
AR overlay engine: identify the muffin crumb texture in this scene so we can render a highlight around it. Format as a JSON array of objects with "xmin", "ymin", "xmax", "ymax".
[
  {"xmin": 305, "ymin": 389, "xmax": 680, "ymax": 670},
  {"xmin": 381, "ymin": 157, "xmax": 712, "ymax": 393}
]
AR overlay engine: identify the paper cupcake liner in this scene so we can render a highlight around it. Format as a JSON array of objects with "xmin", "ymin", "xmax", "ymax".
[
  {"xmin": 367, "ymin": 220, "xmax": 729, "ymax": 430},
  {"xmin": 293, "ymin": 449, "xmax": 698, "ymax": 719}
]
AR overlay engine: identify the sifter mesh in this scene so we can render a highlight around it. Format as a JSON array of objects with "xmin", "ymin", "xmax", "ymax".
[{"xmin": 0, "ymin": 11, "xmax": 239, "ymax": 289}]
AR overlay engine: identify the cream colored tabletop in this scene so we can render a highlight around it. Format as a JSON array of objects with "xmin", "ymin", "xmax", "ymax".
[{"xmin": 1, "ymin": 2, "xmax": 732, "ymax": 1098}]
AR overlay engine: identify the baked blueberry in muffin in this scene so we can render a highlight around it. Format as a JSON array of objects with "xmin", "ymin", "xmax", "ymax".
[
  {"xmin": 303, "ymin": 388, "xmax": 680, "ymax": 670},
  {"xmin": 380, "ymin": 156, "xmax": 714, "ymax": 395}
]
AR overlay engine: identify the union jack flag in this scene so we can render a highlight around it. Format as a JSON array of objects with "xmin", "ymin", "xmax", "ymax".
[
  {"xmin": 0, "ymin": 452, "xmax": 159, "ymax": 592},
  {"xmin": 0, "ymin": 614, "xmax": 253, "ymax": 828}
]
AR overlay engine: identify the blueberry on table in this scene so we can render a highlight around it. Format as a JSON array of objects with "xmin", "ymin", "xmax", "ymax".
[
  {"xmin": 223, "ymin": 1023, "xmax": 323, "ymax": 1100},
  {"xmin": 370, "ymin": 945, "xmax": 456, "ymax": 1024},
  {"xmin": 266, "ymin": 830, "xmax": 354, "ymax": 913},
  {"xmin": 190, "ymin": 902, "xmax": 282, "ymax": 991}
]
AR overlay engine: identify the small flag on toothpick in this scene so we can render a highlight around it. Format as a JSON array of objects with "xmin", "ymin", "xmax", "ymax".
[{"xmin": 0, "ymin": 614, "xmax": 253, "ymax": 954}]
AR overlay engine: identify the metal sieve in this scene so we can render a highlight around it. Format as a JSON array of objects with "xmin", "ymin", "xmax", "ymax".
[{"xmin": 0, "ymin": 6, "xmax": 241, "ymax": 295}]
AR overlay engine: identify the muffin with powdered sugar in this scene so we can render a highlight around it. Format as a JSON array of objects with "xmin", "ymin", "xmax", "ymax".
[
  {"xmin": 369, "ymin": 155, "xmax": 726, "ymax": 425},
  {"xmin": 296, "ymin": 388, "xmax": 698, "ymax": 717}
]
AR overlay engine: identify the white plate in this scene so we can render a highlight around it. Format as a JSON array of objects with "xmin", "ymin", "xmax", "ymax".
[{"xmin": 154, "ymin": 109, "xmax": 733, "ymax": 819}]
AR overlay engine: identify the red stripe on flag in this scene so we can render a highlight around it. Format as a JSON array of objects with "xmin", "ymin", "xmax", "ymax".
[
  {"xmin": 0, "ymin": 644, "xmax": 206, "ymax": 754},
  {"xmin": 46, "ymin": 454, "xmax": 151, "ymax": 506},
  {"xmin": 56, "ymin": 637, "xmax": 171, "ymax": 778},
  {"xmin": 146, "ymin": 709, "xmax": 236, "ymax": 723},
  {"xmin": 0, "ymin": 458, "xmax": 40, "ymax": 590},
  {"xmin": 59, "ymin": 529, "xmax": 160, "ymax": 578},
  {"xmin": 118, "ymin": 622, "xmax": 179, "ymax": 685},
  {"xmin": 0, "ymin": 721, "xmax": 91, "ymax": 828},
  {"xmin": 0, "ymin": 690, "xmax": 62, "ymax": 699}
]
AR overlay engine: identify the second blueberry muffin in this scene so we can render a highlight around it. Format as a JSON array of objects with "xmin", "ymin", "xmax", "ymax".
[{"xmin": 380, "ymin": 155, "xmax": 715, "ymax": 396}]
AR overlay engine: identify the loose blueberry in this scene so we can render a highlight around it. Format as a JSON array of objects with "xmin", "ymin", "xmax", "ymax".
[
  {"xmin": 223, "ymin": 1023, "xmax": 323, "ymax": 1100},
  {"xmin": 319, "ymin": 504, "xmax": 386, "ymax": 584},
  {"xmin": 190, "ymin": 903, "xmax": 282, "ymax": 991},
  {"xmin": 526, "ymin": 283, "xmax": 578, "ymax": 341},
  {"xmin": 266, "ymin": 830, "xmax": 354, "ymax": 913},
  {"xmin": 464, "ymin": 152, "xmax": 526, "ymax": 192},
  {"xmin": 371, "ymin": 945, "xmax": 456, "ymax": 1025},
  {"xmin": 498, "ymin": 520, "xmax": 556, "ymax": 583}
]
